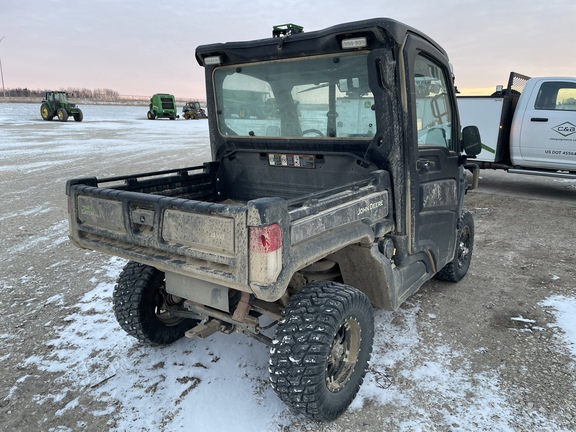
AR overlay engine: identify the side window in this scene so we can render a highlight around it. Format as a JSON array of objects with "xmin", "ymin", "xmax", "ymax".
[
  {"xmin": 414, "ymin": 54, "xmax": 453, "ymax": 148},
  {"xmin": 535, "ymin": 82, "xmax": 576, "ymax": 111}
]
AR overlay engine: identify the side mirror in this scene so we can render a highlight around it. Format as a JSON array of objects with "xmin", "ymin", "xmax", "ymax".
[{"xmin": 462, "ymin": 125, "xmax": 482, "ymax": 156}]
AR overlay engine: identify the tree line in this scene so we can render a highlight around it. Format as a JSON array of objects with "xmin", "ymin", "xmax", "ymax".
[{"xmin": 6, "ymin": 87, "xmax": 122, "ymax": 100}]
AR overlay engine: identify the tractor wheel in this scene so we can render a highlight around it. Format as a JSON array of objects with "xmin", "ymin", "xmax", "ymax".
[
  {"xmin": 147, "ymin": 110, "xmax": 156, "ymax": 120},
  {"xmin": 436, "ymin": 211, "xmax": 474, "ymax": 282},
  {"xmin": 57, "ymin": 108, "xmax": 68, "ymax": 122},
  {"xmin": 40, "ymin": 103, "xmax": 53, "ymax": 121},
  {"xmin": 73, "ymin": 109, "xmax": 83, "ymax": 122},
  {"xmin": 113, "ymin": 261, "xmax": 199, "ymax": 345},
  {"xmin": 269, "ymin": 281, "xmax": 374, "ymax": 421},
  {"xmin": 239, "ymin": 106, "xmax": 250, "ymax": 118}
]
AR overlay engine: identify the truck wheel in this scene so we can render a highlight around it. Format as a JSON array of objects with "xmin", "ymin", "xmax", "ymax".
[
  {"xmin": 113, "ymin": 261, "xmax": 198, "ymax": 345},
  {"xmin": 57, "ymin": 108, "xmax": 68, "ymax": 122},
  {"xmin": 269, "ymin": 281, "xmax": 374, "ymax": 421},
  {"xmin": 436, "ymin": 211, "xmax": 474, "ymax": 282},
  {"xmin": 73, "ymin": 109, "xmax": 83, "ymax": 122},
  {"xmin": 40, "ymin": 103, "xmax": 53, "ymax": 121}
]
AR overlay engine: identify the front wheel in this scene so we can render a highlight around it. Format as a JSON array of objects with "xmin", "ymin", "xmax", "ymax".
[
  {"xmin": 147, "ymin": 110, "xmax": 156, "ymax": 120},
  {"xmin": 269, "ymin": 281, "xmax": 374, "ymax": 421},
  {"xmin": 73, "ymin": 109, "xmax": 83, "ymax": 122},
  {"xmin": 436, "ymin": 210, "xmax": 474, "ymax": 282},
  {"xmin": 113, "ymin": 261, "xmax": 198, "ymax": 345},
  {"xmin": 57, "ymin": 108, "xmax": 68, "ymax": 122}
]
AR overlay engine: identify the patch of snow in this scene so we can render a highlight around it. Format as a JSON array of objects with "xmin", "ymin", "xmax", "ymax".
[
  {"xmin": 511, "ymin": 316, "xmax": 536, "ymax": 323},
  {"xmin": 541, "ymin": 295, "xmax": 576, "ymax": 360}
]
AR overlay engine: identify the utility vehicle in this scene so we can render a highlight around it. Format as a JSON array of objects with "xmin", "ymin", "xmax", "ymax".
[{"xmin": 67, "ymin": 18, "xmax": 481, "ymax": 421}]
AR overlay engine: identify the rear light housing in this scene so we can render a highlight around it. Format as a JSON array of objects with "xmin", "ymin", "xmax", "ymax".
[{"xmin": 249, "ymin": 224, "xmax": 282, "ymax": 284}]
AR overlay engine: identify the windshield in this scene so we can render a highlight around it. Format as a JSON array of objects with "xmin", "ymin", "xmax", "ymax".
[{"xmin": 213, "ymin": 53, "xmax": 375, "ymax": 139}]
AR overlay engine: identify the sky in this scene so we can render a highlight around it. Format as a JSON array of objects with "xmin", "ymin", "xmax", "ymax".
[{"xmin": 1, "ymin": 0, "xmax": 575, "ymax": 99}]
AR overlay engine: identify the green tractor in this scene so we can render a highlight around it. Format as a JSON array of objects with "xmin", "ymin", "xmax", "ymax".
[
  {"xmin": 147, "ymin": 93, "xmax": 179, "ymax": 120},
  {"xmin": 40, "ymin": 91, "xmax": 83, "ymax": 122}
]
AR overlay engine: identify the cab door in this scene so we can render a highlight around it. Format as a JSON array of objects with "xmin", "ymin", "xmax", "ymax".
[{"xmin": 403, "ymin": 37, "xmax": 463, "ymax": 271}]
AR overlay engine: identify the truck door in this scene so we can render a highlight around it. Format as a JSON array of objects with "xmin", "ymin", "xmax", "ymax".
[
  {"xmin": 404, "ymin": 38, "xmax": 462, "ymax": 271},
  {"xmin": 513, "ymin": 79, "xmax": 576, "ymax": 170}
]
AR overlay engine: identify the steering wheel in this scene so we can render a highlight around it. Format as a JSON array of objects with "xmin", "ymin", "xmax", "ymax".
[{"xmin": 302, "ymin": 129, "xmax": 324, "ymax": 137}]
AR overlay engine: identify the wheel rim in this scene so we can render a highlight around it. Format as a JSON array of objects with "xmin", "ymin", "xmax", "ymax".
[
  {"xmin": 326, "ymin": 316, "xmax": 361, "ymax": 392},
  {"xmin": 457, "ymin": 225, "xmax": 471, "ymax": 268},
  {"xmin": 41, "ymin": 107, "xmax": 48, "ymax": 117}
]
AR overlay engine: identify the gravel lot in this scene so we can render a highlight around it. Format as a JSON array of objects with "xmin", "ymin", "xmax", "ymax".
[{"xmin": 1, "ymin": 103, "xmax": 575, "ymax": 431}]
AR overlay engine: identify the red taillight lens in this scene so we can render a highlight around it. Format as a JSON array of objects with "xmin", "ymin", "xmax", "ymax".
[{"xmin": 249, "ymin": 224, "xmax": 282, "ymax": 253}]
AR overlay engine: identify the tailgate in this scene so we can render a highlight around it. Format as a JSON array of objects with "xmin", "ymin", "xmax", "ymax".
[{"xmin": 66, "ymin": 167, "xmax": 250, "ymax": 289}]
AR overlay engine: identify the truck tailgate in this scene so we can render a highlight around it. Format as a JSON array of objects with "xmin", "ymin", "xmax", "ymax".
[{"xmin": 66, "ymin": 165, "xmax": 251, "ymax": 289}]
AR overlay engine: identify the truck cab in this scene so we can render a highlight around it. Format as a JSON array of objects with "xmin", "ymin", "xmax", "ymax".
[
  {"xmin": 458, "ymin": 73, "xmax": 576, "ymax": 177},
  {"xmin": 197, "ymin": 20, "xmax": 480, "ymax": 291},
  {"xmin": 510, "ymin": 77, "xmax": 576, "ymax": 170}
]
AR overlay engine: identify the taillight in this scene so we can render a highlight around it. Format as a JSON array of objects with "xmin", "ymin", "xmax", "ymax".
[
  {"xmin": 249, "ymin": 224, "xmax": 282, "ymax": 284},
  {"xmin": 249, "ymin": 224, "xmax": 282, "ymax": 253}
]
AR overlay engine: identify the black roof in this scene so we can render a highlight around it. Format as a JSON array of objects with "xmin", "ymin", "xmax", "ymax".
[{"xmin": 195, "ymin": 18, "xmax": 446, "ymax": 66}]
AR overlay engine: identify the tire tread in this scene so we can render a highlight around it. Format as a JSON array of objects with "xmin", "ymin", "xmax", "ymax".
[{"xmin": 269, "ymin": 281, "xmax": 373, "ymax": 421}]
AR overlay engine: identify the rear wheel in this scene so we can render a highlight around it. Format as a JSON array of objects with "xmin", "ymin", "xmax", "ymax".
[
  {"xmin": 113, "ymin": 261, "xmax": 199, "ymax": 345},
  {"xmin": 436, "ymin": 210, "xmax": 474, "ymax": 282},
  {"xmin": 57, "ymin": 108, "xmax": 68, "ymax": 122},
  {"xmin": 40, "ymin": 103, "xmax": 53, "ymax": 120},
  {"xmin": 269, "ymin": 281, "xmax": 374, "ymax": 421}
]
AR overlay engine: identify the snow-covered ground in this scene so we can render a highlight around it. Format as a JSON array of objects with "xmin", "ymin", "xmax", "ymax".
[
  {"xmin": 18, "ymin": 255, "xmax": 576, "ymax": 431},
  {"xmin": 1, "ymin": 103, "xmax": 575, "ymax": 431}
]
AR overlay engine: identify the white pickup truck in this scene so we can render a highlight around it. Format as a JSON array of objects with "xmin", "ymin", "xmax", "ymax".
[{"xmin": 457, "ymin": 73, "xmax": 576, "ymax": 178}]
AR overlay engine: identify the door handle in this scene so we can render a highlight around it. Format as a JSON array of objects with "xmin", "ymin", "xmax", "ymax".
[
  {"xmin": 417, "ymin": 159, "xmax": 431, "ymax": 173},
  {"xmin": 530, "ymin": 117, "xmax": 548, "ymax": 122}
]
